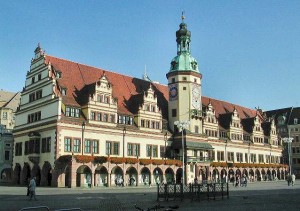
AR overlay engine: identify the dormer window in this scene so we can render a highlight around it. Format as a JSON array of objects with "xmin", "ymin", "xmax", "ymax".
[
  {"xmin": 56, "ymin": 71, "xmax": 62, "ymax": 79},
  {"xmin": 151, "ymin": 105, "xmax": 156, "ymax": 112},
  {"xmin": 61, "ymin": 88, "xmax": 67, "ymax": 96},
  {"xmin": 295, "ymin": 118, "xmax": 298, "ymax": 124},
  {"xmin": 104, "ymin": 96, "xmax": 110, "ymax": 104},
  {"xmin": 278, "ymin": 116, "xmax": 286, "ymax": 125}
]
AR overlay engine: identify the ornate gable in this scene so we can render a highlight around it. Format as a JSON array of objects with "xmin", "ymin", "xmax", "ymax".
[{"xmin": 136, "ymin": 84, "xmax": 162, "ymax": 132}]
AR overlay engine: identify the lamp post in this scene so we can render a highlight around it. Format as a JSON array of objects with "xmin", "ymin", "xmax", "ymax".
[
  {"xmin": 282, "ymin": 137, "xmax": 293, "ymax": 175},
  {"xmin": 174, "ymin": 120, "xmax": 190, "ymax": 185},
  {"xmin": 248, "ymin": 141, "xmax": 251, "ymax": 163},
  {"xmin": 81, "ymin": 121, "xmax": 86, "ymax": 155},
  {"xmin": 123, "ymin": 127, "xmax": 126, "ymax": 158},
  {"xmin": 225, "ymin": 140, "xmax": 228, "ymax": 163},
  {"xmin": 269, "ymin": 145, "xmax": 272, "ymax": 164},
  {"xmin": 164, "ymin": 132, "xmax": 167, "ymax": 160}
]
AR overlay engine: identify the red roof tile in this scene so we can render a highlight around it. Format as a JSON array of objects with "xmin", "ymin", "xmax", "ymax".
[{"xmin": 45, "ymin": 55, "xmax": 260, "ymax": 121}]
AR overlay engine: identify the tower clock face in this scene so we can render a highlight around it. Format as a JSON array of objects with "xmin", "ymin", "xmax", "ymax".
[
  {"xmin": 169, "ymin": 84, "xmax": 178, "ymax": 101},
  {"xmin": 192, "ymin": 84, "xmax": 201, "ymax": 109}
]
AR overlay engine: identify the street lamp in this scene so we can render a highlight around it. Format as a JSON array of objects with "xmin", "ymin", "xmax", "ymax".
[
  {"xmin": 282, "ymin": 137, "xmax": 293, "ymax": 175},
  {"xmin": 174, "ymin": 120, "xmax": 190, "ymax": 185},
  {"xmin": 269, "ymin": 145, "xmax": 272, "ymax": 164},
  {"xmin": 164, "ymin": 132, "xmax": 167, "ymax": 160},
  {"xmin": 81, "ymin": 121, "xmax": 86, "ymax": 155},
  {"xmin": 225, "ymin": 140, "xmax": 228, "ymax": 163},
  {"xmin": 248, "ymin": 142, "xmax": 250, "ymax": 163},
  {"xmin": 123, "ymin": 127, "xmax": 126, "ymax": 158}
]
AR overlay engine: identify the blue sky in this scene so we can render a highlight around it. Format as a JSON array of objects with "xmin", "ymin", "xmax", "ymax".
[{"xmin": 1, "ymin": 0, "xmax": 300, "ymax": 110}]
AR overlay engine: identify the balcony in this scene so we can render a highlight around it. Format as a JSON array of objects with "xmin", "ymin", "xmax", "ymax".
[{"xmin": 174, "ymin": 155, "xmax": 212, "ymax": 163}]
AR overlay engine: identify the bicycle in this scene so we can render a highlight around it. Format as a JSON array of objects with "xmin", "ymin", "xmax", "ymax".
[{"xmin": 134, "ymin": 204, "xmax": 179, "ymax": 211}]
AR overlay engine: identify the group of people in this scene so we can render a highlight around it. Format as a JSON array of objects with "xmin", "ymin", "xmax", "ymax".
[{"xmin": 232, "ymin": 174, "xmax": 248, "ymax": 187}]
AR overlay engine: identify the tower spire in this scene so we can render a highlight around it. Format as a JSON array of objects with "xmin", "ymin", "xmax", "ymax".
[{"xmin": 181, "ymin": 11, "xmax": 185, "ymax": 22}]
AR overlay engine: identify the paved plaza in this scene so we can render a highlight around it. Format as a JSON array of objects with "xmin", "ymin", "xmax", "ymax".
[{"xmin": 0, "ymin": 181, "xmax": 299, "ymax": 211}]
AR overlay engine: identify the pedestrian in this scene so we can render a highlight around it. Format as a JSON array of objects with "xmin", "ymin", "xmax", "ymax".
[
  {"xmin": 244, "ymin": 175, "xmax": 248, "ymax": 187},
  {"xmin": 287, "ymin": 174, "xmax": 292, "ymax": 186},
  {"xmin": 291, "ymin": 173, "xmax": 296, "ymax": 186},
  {"xmin": 28, "ymin": 177, "xmax": 37, "ymax": 201},
  {"xmin": 235, "ymin": 175, "xmax": 239, "ymax": 187},
  {"xmin": 194, "ymin": 177, "xmax": 198, "ymax": 184},
  {"xmin": 120, "ymin": 177, "xmax": 124, "ymax": 187}
]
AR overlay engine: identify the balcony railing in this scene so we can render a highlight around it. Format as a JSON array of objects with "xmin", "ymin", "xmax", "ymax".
[{"xmin": 174, "ymin": 155, "xmax": 213, "ymax": 163}]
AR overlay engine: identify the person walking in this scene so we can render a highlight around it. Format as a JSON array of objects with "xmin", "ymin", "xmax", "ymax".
[
  {"xmin": 287, "ymin": 174, "xmax": 292, "ymax": 186},
  {"xmin": 291, "ymin": 173, "xmax": 296, "ymax": 186},
  {"xmin": 28, "ymin": 177, "xmax": 37, "ymax": 201}
]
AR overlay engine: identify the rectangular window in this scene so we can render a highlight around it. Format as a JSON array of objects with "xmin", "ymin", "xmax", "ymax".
[
  {"xmin": 90, "ymin": 112, "xmax": 95, "ymax": 120},
  {"xmin": 66, "ymin": 107, "xmax": 70, "ymax": 117},
  {"xmin": 127, "ymin": 143, "xmax": 141, "ymax": 157},
  {"xmin": 152, "ymin": 145, "xmax": 158, "ymax": 157},
  {"xmin": 29, "ymin": 93, "xmax": 35, "ymax": 102},
  {"xmin": 141, "ymin": 119, "xmax": 145, "ymax": 127},
  {"xmin": 236, "ymin": 152, "xmax": 243, "ymax": 162},
  {"xmin": 25, "ymin": 141, "xmax": 29, "ymax": 155},
  {"xmin": 110, "ymin": 114, "xmax": 115, "ymax": 123},
  {"xmin": 160, "ymin": 145, "xmax": 166, "ymax": 158},
  {"xmin": 217, "ymin": 151, "xmax": 224, "ymax": 161},
  {"xmin": 259, "ymin": 154, "xmax": 264, "ymax": 163},
  {"xmin": 85, "ymin": 140, "xmax": 91, "ymax": 153},
  {"xmin": 227, "ymin": 152, "xmax": 234, "ymax": 162},
  {"xmin": 106, "ymin": 141, "xmax": 119, "ymax": 155},
  {"xmin": 64, "ymin": 138, "xmax": 71, "ymax": 152},
  {"xmin": 92, "ymin": 140, "xmax": 99, "ymax": 154},
  {"xmin": 73, "ymin": 138, "xmax": 80, "ymax": 153},
  {"xmin": 146, "ymin": 145, "xmax": 152, "ymax": 157},
  {"xmin": 103, "ymin": 114, "xmax": 108, "ymax": 122},
  {"xmin": 75, "ymin": 109, "xmax": 80, "ymax": 118},
  {"xmin": 41, "ymin": 137, "xmax": 51, "ymax": 153},
  {"xmin": 27, "ymin": 111, "xmax": 42, "ymax": 123},
  {"xmin": 172, "ymin": 109, "xmax": 177, "ymax": 117},
  {"xmin": 113, "ymin": 142, "xmax": 119, "ymax": 155},
  {"xmin": 106, "ymin": 142, "xmax": 111, "ymax": 155},
  {"xmin": 70, "ymin": 108, "xmax": 75, "ymax": 117},
  {"xmin": 195, "ymin": 126, "xmax": 199, "ymax": 133},
  {"xmin": 5, "ymin": 151, "xmax": 10, "ymax": 160},
  {"xmin": 36, "ymin": 90, "xmax": 42, "ymax": 99},
  {"xmin": 97, "ymin": 113, "xmax": 102, "ymax": 121},
  {"xmin": 156, "ymin": 122, "xmax": 160, "ymax": 129},
  {"xmin": 15, "ymin": 142, "xmax": 23, "ymax": 156}
]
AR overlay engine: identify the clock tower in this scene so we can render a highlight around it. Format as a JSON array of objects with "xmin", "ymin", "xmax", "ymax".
[{"xmin": 166, "ymin": 15, "xmax": 202, "ymax": 133}]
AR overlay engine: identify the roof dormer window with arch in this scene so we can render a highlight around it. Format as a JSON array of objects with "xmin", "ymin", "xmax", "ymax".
[
  {"xmin": 294, "ymin": 118, "xmax": 298, "ymax": 124},
  {"xmin": 277, "ymin": 115, "xmax": 286, "ymax": 125}
]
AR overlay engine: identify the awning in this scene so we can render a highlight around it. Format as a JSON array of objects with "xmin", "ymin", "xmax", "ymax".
[{"xmin": 172, "ymin": 140, "xmax": 214, "ymax": 150}]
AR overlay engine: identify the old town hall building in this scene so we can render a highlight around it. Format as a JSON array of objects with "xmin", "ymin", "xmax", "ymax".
[{"xmin": 12, "ymin": 18, "xmax": 286, "ymax": 188}]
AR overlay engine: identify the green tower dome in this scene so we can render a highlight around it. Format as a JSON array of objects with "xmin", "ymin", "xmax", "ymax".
[{"xmin": 169, "ymin": 17, "xmax": 199, "ymax": 74}]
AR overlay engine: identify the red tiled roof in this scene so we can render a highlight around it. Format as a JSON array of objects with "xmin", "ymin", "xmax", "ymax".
[
  {"xmin": 45, "ymin": 55, "xmax": 169, "ymax": 117},
  {"xmin": 44, "ymin": 55, "xmax": 260, "ymax": 121}
]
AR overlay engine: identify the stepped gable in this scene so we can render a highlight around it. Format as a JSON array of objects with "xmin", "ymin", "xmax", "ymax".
[{"xmin": 44, "ymin": 55, "xmax": 169, "ymax": 117}]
